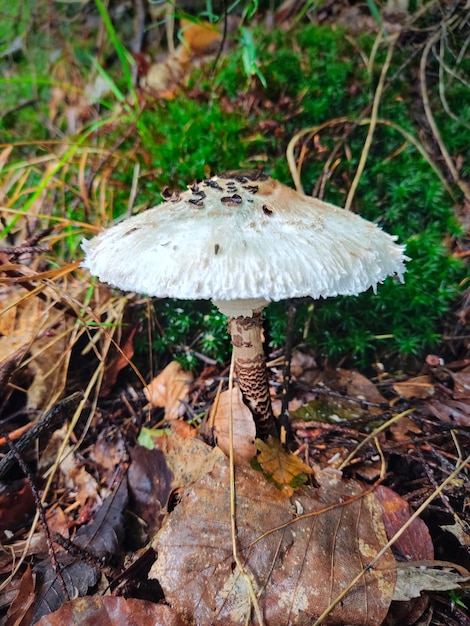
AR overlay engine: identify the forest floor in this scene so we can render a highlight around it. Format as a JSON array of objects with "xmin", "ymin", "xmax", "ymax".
[{"xmin": 0, "ymin": 1, "xmax": 469, "ymax": 625}]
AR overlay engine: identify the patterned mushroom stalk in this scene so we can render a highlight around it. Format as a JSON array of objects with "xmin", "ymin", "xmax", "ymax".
[{"xmin": 82, "ymin": 172, "xmax": 407, "ymax": 440}]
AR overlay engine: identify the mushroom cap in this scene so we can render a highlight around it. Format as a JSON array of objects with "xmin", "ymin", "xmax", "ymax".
[{"xmin": 82, "ymin": 174, "xmax": 407, "ymax": 309}]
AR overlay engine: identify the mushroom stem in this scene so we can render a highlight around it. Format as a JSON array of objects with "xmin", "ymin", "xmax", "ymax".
[{"xmin": 228, "ymin": 313, "xmax": 277, "ymax": 440}]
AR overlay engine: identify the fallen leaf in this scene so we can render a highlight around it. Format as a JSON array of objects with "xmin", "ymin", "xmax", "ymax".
[
  {"xmin": 426, "ymin": 398, "xmax": 470, "ymax": 426},
  {"xmin": 73, "ymin": 476, "xmax": 128, "ymax": 560},
  {"xmin": 375, "ymin": 486, "xmax": 434, "ymax": 625},
  {"xmin": 151, "ymin": 451, "xmax": 396, "ymax": 625},
  {"xmin": 151, "ymin": 432, "xmax": 222, "ymax": 491},
  {"xmin": 32, "ymin": 556, "xmax": 100, "ymax": 624},
  {"xmin": 254, "ymin": 436, "xmax": 313, "ymax": 495},
  {"xmin": 36, "ymin": 596, "xmax": 185, "ymax": 626},
  {"xmin": 393, "ymin": 375, "xmax": 435, "ymax": 399},
  {"xmin": 0, "ymin": 479, "xmax": 35, "ymax": 533},
  {"xmin": 213, "ymin": 385, "xmax": 256, "ymax": 462},
  {"xmin": 450, "ymin": 367, "xmax": 470, "ymax": 399},
  {"xmin": 375, "ymin": 485, "xmax": 434, "ymax": 561},
  {"xmin": 392, "ymin": 564, "xmax": 470, "ymax": 601},
  {"xmin": 58, "ymin": 442, "xmax": 100, "ymax": 509},
  {"xmin": 5, "ymin": 565, "xmax": 35, "ymax": 626},
  {"xmin": 128, "ymin": 445, "xmax": 174, "ymax": 537},
  {"xmin": 441, "ymin": 522, "xmax": 470, "ymax": 547},
  {"xmin": 389, "ymin": 416, "xmax": 422, "ymax": 443},
  {"xmin": 336, "ymin": 367, "xmax": 388, "ymax": 407},
  {"xmin": 32, "ymin": 479, "xmax": 129, "ymax": 622},
  {"xmin": 100, "ymin": 326, "xmax": 138, "ymax": 397},
  {"xmin": 144, "ymin": 361, "xmax": 193, "ymax": 420}
]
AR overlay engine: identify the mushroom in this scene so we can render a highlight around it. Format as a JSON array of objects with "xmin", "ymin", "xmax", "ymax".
[{"xmin": 82, "ymin": 171, "xmax": 407, "ymax": 439}]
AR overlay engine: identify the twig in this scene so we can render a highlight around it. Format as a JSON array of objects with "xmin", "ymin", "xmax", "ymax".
[{"xmin": 0, "ymin": 392, "xmax": 83, "ymax": 479}]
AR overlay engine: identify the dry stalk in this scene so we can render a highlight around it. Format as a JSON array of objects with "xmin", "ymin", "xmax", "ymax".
[
  {"xmin": 420, "ymin": 23, "xmax": 470, "ymax": 203},
  {"xmin": 345, "ymin": 32, "xmax": 398, "ymax": 211}
]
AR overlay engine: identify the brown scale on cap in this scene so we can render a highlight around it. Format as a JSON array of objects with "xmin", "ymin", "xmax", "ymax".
[
  {"xmin": 221, "ymin": 194, "xmax": 243, "ymax": 206},
  {"xmin": 188, "ymin": 197, "xmax": 205, "ymax": 207}
]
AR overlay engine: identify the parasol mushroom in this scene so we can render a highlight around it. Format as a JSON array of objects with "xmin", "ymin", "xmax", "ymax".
[{"xmin": 82, "ymin": 171, "xmax": 407, "ymax": 439}]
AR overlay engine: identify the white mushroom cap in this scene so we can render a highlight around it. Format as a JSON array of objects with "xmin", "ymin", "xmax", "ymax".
[{"xmin": 82, "ymin": 174, "xmax": 407, "ymax": 317}]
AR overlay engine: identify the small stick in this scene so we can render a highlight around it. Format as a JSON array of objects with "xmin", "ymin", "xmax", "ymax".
[{"xmin": 0, "ymin": 392, "xmax": 82, "ymax": 479}]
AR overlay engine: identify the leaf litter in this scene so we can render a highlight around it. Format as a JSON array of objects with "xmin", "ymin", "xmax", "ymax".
[{"xmin": 1, "ymin": 2, "xmax": 469, "ymax": 625}]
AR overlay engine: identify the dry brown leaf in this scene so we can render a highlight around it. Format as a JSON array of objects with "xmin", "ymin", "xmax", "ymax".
[
  {"xmin": 441, "ymin": 522, "xmax": 470, "ymax": 547},
  {"xmin": 0, "ymin": 479, "xmax": 35, "ymax": 534},
  {"xmin": 0, "ymin": 284, "xmax": 77, "ymax": 408},
  {"xmin": 255, "ymin": 436, "xmax": 313, "ymax": 495},
  {"xmin": 335, "ymin": 367, "xmax": 388, "ymax": 412},
  {"xmin": 213, "ymin": 385, "xmax": 256, "ymax": 462},
  {"xmin": 36, "ymin": 596, "xmax": 185, "ymax": 626},
  {"xmin": 451, "ymin": 367, "xmax": 470, "ymax": 399},
  {"xmin": 389, "ymin": 416, "xmax": 422, "ymax": 443},
  {"xmin": 393, "ymin": 375, "xmax": 435, "ymax": 399},
  {"xmin": 180, "ymin": 18, "xmax": 221, "ymax": 58},
  {"xmin": 100, "ymin": 326, "xmax": 138, "ymax": 397},
  {"xmin": 426, "ymin": 398, "xmax": 470, "ymax": 426},
  {"xmin": 169, "ymin": 419, "xmax": 198, "ymax": 438},
  {"xmin": 150, "ymin": 431, "xmax": 221, "ymax": 490},
  {"xmin": 150, "ymin": 452, "xmax": 396, "ymax": 625},
  {"xmin": 375, "ymin": 485, "xmax": 434, "ymax": 562},
  {"xmin": 144, "ymin": 361, "xmax": 193, "ymax": 420},
  {"xmin": 375, "ymin": 485, "xmax": 434, "ymax": 625},
  {"xmin": 393, "ymin": 565, "xmax": 470, "ymax": 601},
  {"xmin": 5, "ymin": 565, "xmax": 35, "ymax": 626},
  {"xmin": 59, "ymin": 443, "xmax": 100, "ymax": 508}
]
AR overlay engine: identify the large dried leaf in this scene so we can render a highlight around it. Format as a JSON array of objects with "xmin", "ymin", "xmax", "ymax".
[
  {"xmin": 150, "ymin": 452, "xmax": 396, "ymax": 625},
  {"xmin": 144, "ymin": 361, "xmax": 193, "ymax": 420},
  {"xmin": 145, "ymin": 431, "xmax": 220, "ymax": 490},
  {"xmin": 426, "ymin": 398, "xmax": 470, "ymax": 427},
  {"xmin": 375, "ymin": 485, "xmax": 433, "ymax": 625},
  {"xmin": 36, "ymin": 596, "xmax": 185, "ymax": 626},
  {"xmin": 375, "ymin": 485, "xmax": 434, "ymax": 562}
]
